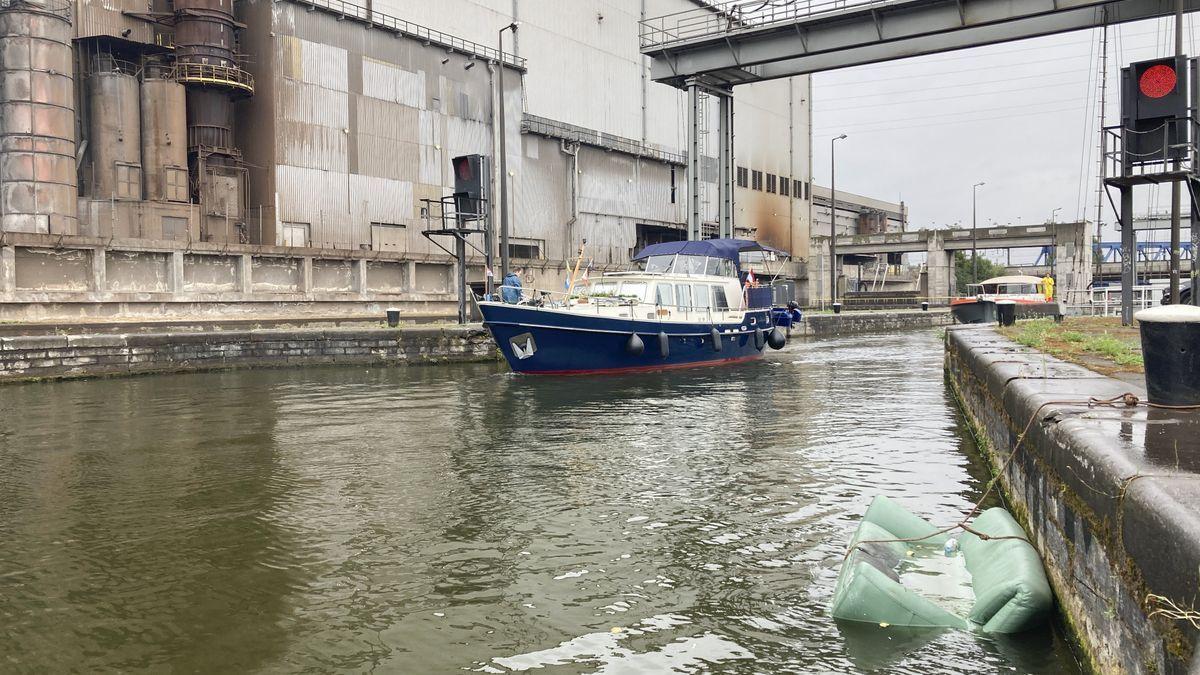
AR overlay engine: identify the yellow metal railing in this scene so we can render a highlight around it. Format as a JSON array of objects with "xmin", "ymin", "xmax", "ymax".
[{"xmin": 174, "ymin": 62, "xmax": 255, "ymax": 94}]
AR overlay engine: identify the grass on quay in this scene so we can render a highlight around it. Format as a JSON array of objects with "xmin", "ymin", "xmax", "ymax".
[{"xmin": 998, "ymin": 317, "xmax": 1144, "ymax": 376}]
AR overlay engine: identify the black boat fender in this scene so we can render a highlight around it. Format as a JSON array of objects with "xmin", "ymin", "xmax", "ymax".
[
  {"xmin": 766, "ymin": 327, "xmax": 786, "ymax": 350},
  {"xmin": 753, "ymin": 327, "xmax": 765, "ymax": 350},
  {"xmin": 625, "ymin": 332, "xmax": 644, "ymax": 356},
  {"xmin": 657, "ymin": 331, "xmax": 670, "ymax": 358},
  {"xmin": 710, "ymin": 326, "xmax": 722, "ymax": 352}
]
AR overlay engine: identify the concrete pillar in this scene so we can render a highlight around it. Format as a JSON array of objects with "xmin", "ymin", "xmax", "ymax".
[
  {"xmin": 925, "ymin": 232, "xmax": 952, "ymax": 305},
  {"xmin": 406, "ymin": 260, "xmax": 416, "ymax": 292},
  {"xmin": 0, "ymin": 246, "xmax": 15, "ymax": 295},
  {"xmin": 170, "ymin": 251, "xmax": 184, "ymax": 293},
  {"xmin": 239, "ymin": 254, "xmax": 253, "ymax": 295},
  {"xmin": 300, "ymin": 257, "xmax": 313, "ymax": 295},
  {"xmin": 1053, "ymin": 221, "xmax": 1093, "ymax": 305},
  {"xmin": 354, "ymin": 258, "xmax": 368, "ymax": 297},
  {"xmin": 91, "ymin": 247, "xmax": 106, "ymax": 293}
]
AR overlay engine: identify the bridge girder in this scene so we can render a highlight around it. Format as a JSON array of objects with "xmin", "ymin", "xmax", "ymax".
[{"xmin": 644, "ymin": 0, "xmax": 1200, "ymax": 87}]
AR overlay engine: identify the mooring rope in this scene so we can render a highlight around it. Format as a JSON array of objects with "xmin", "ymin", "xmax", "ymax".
[{"xmin": 844, "ymin": 392, "xmax": 1200, "ymax": 560}]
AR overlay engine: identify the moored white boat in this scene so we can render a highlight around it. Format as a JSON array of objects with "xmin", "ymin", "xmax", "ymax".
[{"xmin": 478, "ymin": 239, "xmax": 790, "ymax": 374}]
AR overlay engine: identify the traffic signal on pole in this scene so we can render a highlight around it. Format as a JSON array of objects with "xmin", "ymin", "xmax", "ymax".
[
  {"xmin": 452, "ymin": 154, "xmax": 488, "ymax": 220},
  {"xmin": 1121, "ymin": 56, "xmax": 1189, "ymax": 163}
]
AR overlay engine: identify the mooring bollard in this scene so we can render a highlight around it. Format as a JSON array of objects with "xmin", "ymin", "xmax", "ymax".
[
  {"xmin": 921, "ymin": 301, "xmax": 929, "ymax": 312},
  {"xmin": 832, "ymin": 302, "xmax": 843, "ymax": 315},
  {"xmin": 1135, "ymin": 305, "xmax": 1200, "ymax": 406},
  {"xmin": 386, "ymin": 307, "xmax": 400, "ymax": 328},
  {"xmin": 995, "ymin": 300, "xmax": 1016, "ymax": 327}
]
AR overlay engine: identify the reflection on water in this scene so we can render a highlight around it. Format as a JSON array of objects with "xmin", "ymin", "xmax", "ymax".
[{"xmin": 0, "ymin": 330, "xmax": 1081, "ymax": 673}]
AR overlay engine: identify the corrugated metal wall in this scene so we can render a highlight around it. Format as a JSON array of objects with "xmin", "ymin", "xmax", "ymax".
[{"xmin": 259, "ymin": 1, "xmax": 807, "ymax": 275}]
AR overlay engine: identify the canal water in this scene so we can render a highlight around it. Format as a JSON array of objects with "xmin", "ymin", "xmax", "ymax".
[{"xmin": 0, "ymin": 330, "xmax": 1082, "ymax": 674}]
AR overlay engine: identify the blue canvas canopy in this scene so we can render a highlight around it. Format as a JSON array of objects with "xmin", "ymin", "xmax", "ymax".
[{"xmin": 631, "ymin": 238, "xmax": 786, "ymax": 263}]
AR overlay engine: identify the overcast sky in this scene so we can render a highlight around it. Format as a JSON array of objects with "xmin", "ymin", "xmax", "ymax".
[{"xmin": 810, "ymin": 15, "xmax": 1200, "ymax": 245}]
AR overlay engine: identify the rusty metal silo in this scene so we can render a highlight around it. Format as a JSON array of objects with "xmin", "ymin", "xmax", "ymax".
[
  {"xmin": 0, "ymin": 0, "xmax": 77, "ymax": 234},
  {"xmin": 140, "ymin": 63, "xmax": 189, "ymax": 202},
  {"xmin": 170, "ymin": 0, "xmax": 253, "ymax": 242},
  {"xmin": 86, "ymin": 57, "xmax": 142, "ymax": 201}
]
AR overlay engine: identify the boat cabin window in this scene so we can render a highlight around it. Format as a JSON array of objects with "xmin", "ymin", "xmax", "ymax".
[
  {"xmin": 642, "ymin": 255, "xmax": 675, "ymax": 274},
  {"xmin": 619, "ymin": 282, "xmax": 649, "ymax": 302},
  {"xmin": 712, "ymin": 285, "xmax": 729, "ymax": 309},
  {"xmin": 692, "ymin": 284, "xmax": 711, "ymax": 309},
  {"xmin": 677, "ymin": 284, "xmax": 693, "ymax": 309},
  {"xmin": 655, "ymin": 283, "xmax": 674, "ymax": 306},
  {"xmin": 588, "ymin": 281, "xmax": 618, "ymax": 297}
]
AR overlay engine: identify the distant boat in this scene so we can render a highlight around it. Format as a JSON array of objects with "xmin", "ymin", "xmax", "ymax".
[
  {"xmin": 950, "ymin": 275, "xmax": 1051, "ymax": 324},
  {"xmin": 478, "ymin": 238, "xmax": 790, "ymax": 375}
]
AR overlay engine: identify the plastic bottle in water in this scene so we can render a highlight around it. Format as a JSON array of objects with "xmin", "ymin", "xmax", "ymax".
[{"xmin": 943, "ymin": 538, "xmax": 959, "ymax": 557}]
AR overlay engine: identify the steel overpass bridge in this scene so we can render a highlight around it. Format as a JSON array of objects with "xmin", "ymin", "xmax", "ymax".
[
  {"xmin": 640, "ymin": 0, "xmax": 1200, "ymax": 305},
  {"xmin": 828, "ymin": 222, "xmax": 1092, "ymax": 301}
]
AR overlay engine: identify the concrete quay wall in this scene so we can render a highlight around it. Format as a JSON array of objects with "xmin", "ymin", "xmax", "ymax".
[
  {"xmin": 945, "ymin": 326, "xmax": 1200, "ymax": 675},
  {"xmin": 797, "ymin": 308, "xmax": 952, "ymax": 337},
  {"xmin": 0, "ymin": 326, "xmax": 499, "ymax": 383}
]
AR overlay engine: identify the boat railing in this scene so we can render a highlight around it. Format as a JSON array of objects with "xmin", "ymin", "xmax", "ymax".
[{"xmin": 491, "ymin": 284, "xmax": 750, "ymax": 325}]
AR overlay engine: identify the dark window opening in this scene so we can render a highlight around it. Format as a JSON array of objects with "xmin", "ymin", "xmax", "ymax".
[
  {"xmin": 670, "ymin": 168, "xmax": 677, "ymax": 204},
  {"xmin": 736, "ymin": 166, "xmax": 749, "ymax": 188},
  {"xmin": 751, "ymin": 170, "xmax": 763, "ymax": 191},
  {"xmin": 780, "ymin": 178, "xmax": 790, "ymax": 197},
  {"xmin": 793, "ymin": 179, "xmax": 803, "ymax": 199},
  {"xmin": 766, "ymin": 174, "xmax": 777, "ymax": 194},
  {"xmin": 635, "ymin": 223, "xmax": 686, "ymax": 254},
  {"xmin": 508, "ymin": 239, "xmax": 544, "ymax": 259}
]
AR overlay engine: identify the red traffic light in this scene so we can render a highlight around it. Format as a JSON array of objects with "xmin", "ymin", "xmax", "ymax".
[{"xmin": 1139, "ymin": 64, "xmax": 1178, "ymax": 99}]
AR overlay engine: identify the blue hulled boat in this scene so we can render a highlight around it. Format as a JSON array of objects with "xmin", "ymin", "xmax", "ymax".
[{"xmin": 478, "ymin": 238, "xmax": 791, "ymax": 375}]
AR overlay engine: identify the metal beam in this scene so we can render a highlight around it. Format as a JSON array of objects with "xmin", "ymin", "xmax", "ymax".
[
  {"xmin": 718, "ymin": 93, "xmax": 734, "ymax": 238},
  {"xmin": 687, "ymin": 81, "xmax": 702, "ymax": 240},
  {"xmin": 646, "ymin": 0, "xmax": 1200, "ymax": 86}
]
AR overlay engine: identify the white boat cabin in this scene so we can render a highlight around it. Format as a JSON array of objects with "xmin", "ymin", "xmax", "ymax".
[{"xmin": 963, "ymin": 275, "xmax": 1047, "ymax": 303}]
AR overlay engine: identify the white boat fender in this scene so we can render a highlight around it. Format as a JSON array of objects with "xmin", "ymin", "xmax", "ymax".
[
  {"xmin": 657, "ymin": 331, "xmax": 670, "ymax": 358},
  {"xmin": 767, "ymin": 327, "xmax": 786, "ymax": 350},
  {"xmin": 710, "ymin": 326, "xmax": 723, "ymax": 352},
  {"xmin": 625, "ymin": 333, "xmax": 644, "ymax": 356},
  {"xmin": 754, "ymin": 327, "xmax": 765, "ymax": 350}
]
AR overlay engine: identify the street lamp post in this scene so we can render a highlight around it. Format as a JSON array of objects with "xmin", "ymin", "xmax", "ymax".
[
  {"xmin": 830, "ymin": 134, "xmax": 847, "ymax": 305},
  {"xmin": 497, "ymin": 22, "xmax": 518, "ymax": 283},
  {"xmin": 972, "ymin": 181, "xmax": 985, "ymax": 284},
  {"xmin": 1050, "ymin": 207, "xmax": 1062, "ymax": 223}
]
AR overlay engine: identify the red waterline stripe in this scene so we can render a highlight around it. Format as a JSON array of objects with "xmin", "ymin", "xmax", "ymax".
[{"xmin": 517, "ymin": 354, "xmax": 763, "ymax": 376}]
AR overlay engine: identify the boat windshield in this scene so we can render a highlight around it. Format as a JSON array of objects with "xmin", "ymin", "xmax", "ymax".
[
  {"xmin": 638, "ymin": 254, "xmax": 736, "ymax": 277},
  {"xmin": 642, "ymin": 255, "xmax": 675, "ymax": 274}
]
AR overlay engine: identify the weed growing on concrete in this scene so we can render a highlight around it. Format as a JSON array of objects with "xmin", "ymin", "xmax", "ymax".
[{"xmin": 1001, "ymin": 318, "xmax": 1144, "ymax": 374}]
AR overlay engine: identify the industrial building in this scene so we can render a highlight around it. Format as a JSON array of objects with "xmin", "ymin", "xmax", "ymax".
[{"xmin": 0, "ymin": 0, "xmax": 818, "ymax": 319}]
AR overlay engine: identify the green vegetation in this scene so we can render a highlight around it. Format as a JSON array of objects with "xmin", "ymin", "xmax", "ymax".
[
  {"xmin": 953, "ymin": 252, "xmax": 1009, "ymax": 291},
  {"xmin": 1000, "ymin": 318, "xmax": 1144, "ymax": 374}
]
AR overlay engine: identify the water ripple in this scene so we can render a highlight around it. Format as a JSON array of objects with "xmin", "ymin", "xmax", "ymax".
[{"xmin": 0, "ymin": 330, "xmax": 1080, "ymax": 673}]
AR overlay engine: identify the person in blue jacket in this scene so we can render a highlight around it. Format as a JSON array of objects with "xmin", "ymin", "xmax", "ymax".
[{"xmin": 501, "ymin": 269, "xmax": 522, "ymax": 304}]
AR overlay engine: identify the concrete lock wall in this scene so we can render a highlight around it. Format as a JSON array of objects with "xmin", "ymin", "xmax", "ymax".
[
  {"xmin": 946, "ymin": 326, "xmax": 1200, "ymax": 674},
  {"xmin": 0, "ymin": 326, "xmax": 499, "ymax": 383},
  {"xmin": 0, "ymin": 233, "xmax": 460, "ymax": 321}
]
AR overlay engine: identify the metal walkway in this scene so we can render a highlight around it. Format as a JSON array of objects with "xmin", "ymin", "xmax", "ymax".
[{"xmin": 641, "ymin": 0, "xmax": 1200, "ymax": 87}]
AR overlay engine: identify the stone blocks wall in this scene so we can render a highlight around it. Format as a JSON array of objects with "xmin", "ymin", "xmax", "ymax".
[
  {"xmin": 0, "ymin": 326, "xmax": 498, "ymax": 382},
  {"xmin": 946, "ymin": 326, "xmax": 1200, "ymax": 675},
  {"xmin": 798, "ymin": 308, "xmax": 952, "ymax": 337}
]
